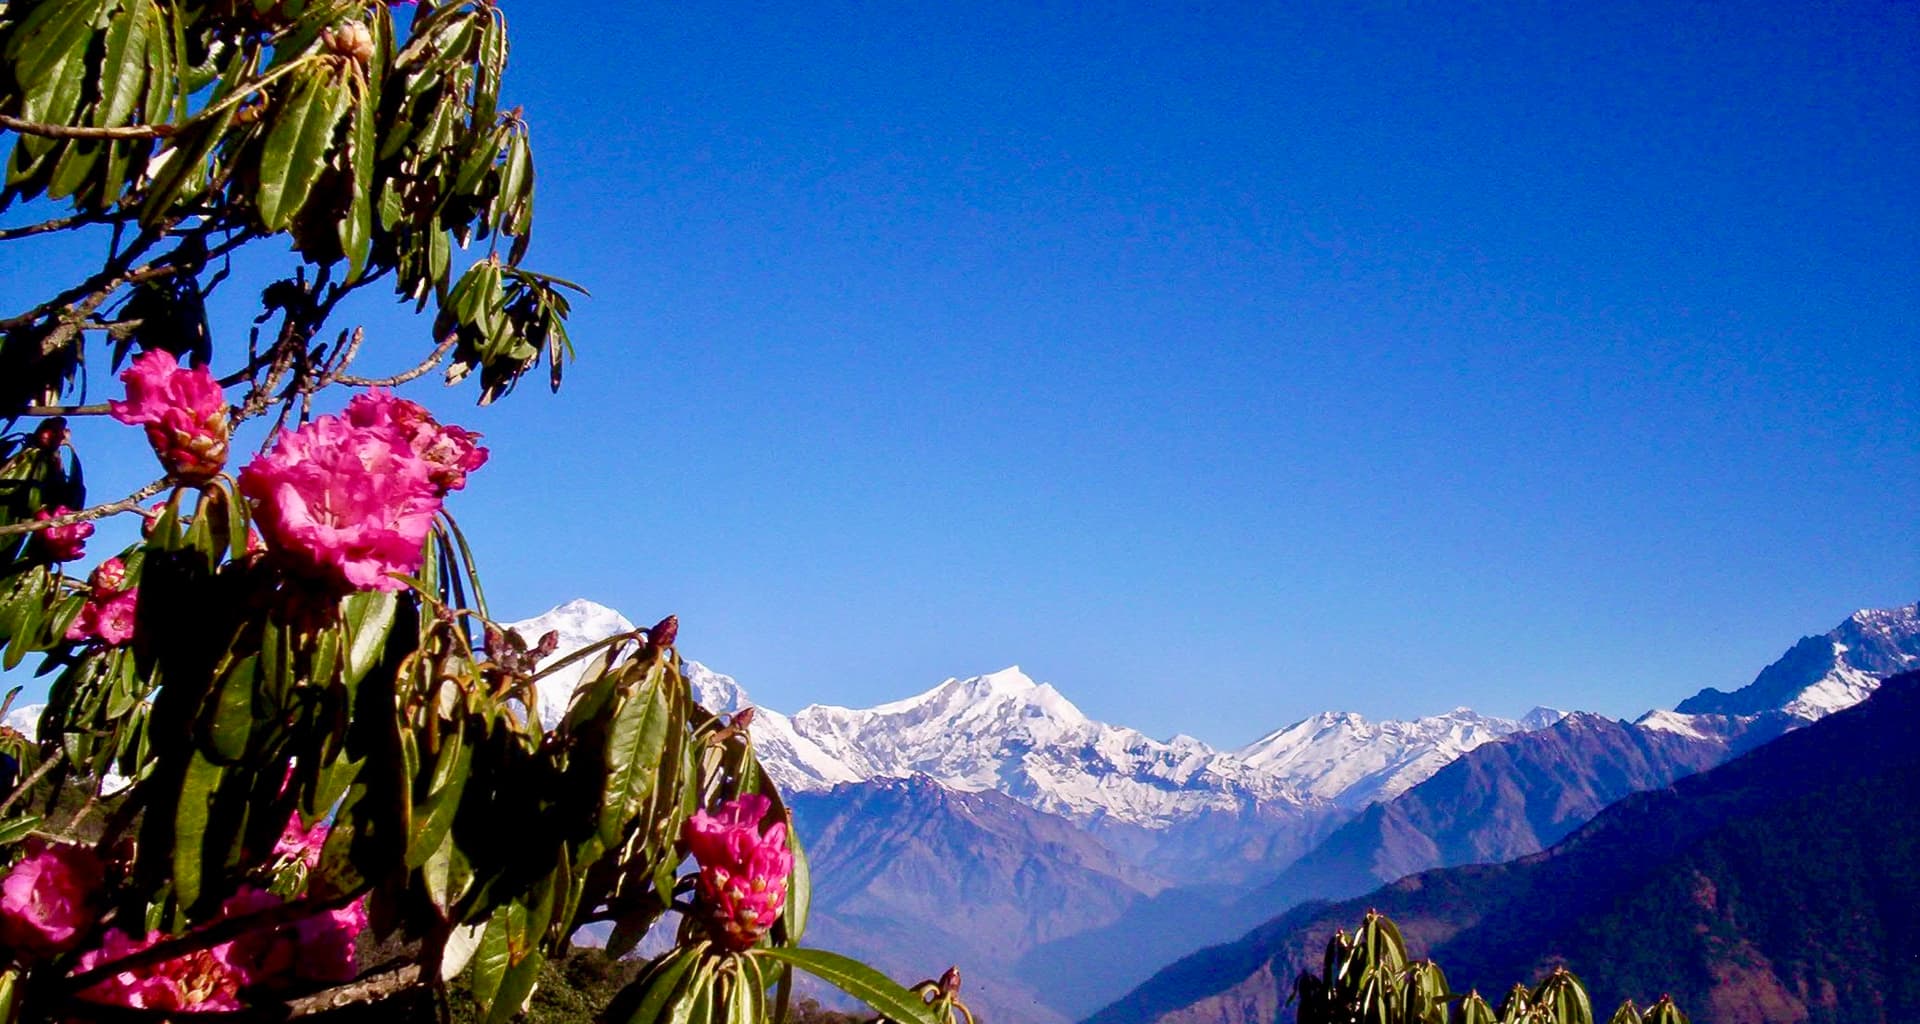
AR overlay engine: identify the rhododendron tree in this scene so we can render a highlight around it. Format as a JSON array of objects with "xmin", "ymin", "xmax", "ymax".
[{"xmin": 0, "ymin": 0, "xmax": 955, "ymax": 1021}]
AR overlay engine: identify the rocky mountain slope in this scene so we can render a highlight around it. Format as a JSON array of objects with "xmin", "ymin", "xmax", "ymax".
[
  {"xmin": 1025, "ymin": 601, "xmax": 1919, "ymax": 1017},
  {"xmin": 1087, "ymin": 670, "xmax": 1920, "ymax": 1024},
  {"xmin": 787, "ymin": 776, "xmax": 1164, "ymax": 1024}
]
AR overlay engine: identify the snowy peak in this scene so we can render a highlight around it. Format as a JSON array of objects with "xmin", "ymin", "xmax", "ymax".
[
  {"xmin": 505, "ymin": 599, "xmax": 638, "ymax": 726},
  {"xmin": 1235, "ymin": 705, "xmax": 1553, "ymax": 808},
  {"xmin": 1669, "ymin": 601, "xmax": 1920, "ymax": 723}
]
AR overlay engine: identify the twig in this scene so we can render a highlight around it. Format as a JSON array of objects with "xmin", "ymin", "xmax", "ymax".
[
  {"xmin": 22, "ymin": 403, "xmax": 112, "ymax": 417},
  {"xmin": 0, "ymin": 114, "xmax": 171, "ymax": 140},
  {"xmin": 0, "ymin": 478, "xmax": 171, "ymax": 538},
  {"xmin": 0, "ymin": 210, "xmax": 135, "ymax": 241},
  {"xmin": 333, "ymin": 334, "xmax": 458, "ymax": 387},
  {"xmin": 0, "ymin": 748, "xmax": 65, "ymax": 816}
]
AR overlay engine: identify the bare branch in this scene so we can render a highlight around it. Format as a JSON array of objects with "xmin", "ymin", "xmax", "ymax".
[
  {"xmin": 21, "ymin": 403, "xmax": 113, "ymax": 416},
  {"xmin": 0, "ymin": 478, "xmax": 171, "ymax": 537},
  {"xmin": 0, "ymin": 113, "xmax": 172, "ymax": 140},
  {"xmin": 0, "ymin": 209, "xmax": 136, "ymax": 241},
  {"xmin": 334, "ymin": 334, "xmax": 458, "ymax": 387}
]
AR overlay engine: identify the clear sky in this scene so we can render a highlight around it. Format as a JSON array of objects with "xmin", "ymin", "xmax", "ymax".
[{"xmin": 3, "ymin": 1, "xmax": 1916, "ymax": 746}]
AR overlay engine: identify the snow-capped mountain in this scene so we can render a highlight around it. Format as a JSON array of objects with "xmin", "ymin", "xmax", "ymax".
[
  {"xmin": 508, "ymin": 600, "xmax": 1565, "ymax": 829},
  {"xmin": 787, "ymin": 666, "xmax": 1306, "ymax": 827},
  {"xmin": 1641, "ymin": 601, "xmax": 1920, "ymax": 737},
  {"xmin": 1234, "ymin": 704, "xmax": 1564, "ymax": 809}
]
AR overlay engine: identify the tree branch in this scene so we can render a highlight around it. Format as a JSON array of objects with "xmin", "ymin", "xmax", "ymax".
[
  {"xmin": 0, "ymin": 114, "xmax": 171, "ymax": 140},
  {"xmin": 21, "ymin": 403, "xmax": 113, "ymax": 417},
  {"xmin": 0, "ymin": 478, "xmax": 171, "ymax": 537},
  {"xmin": 0, "ymin": 748, "xmax": 65, "ymax": 816},
  {"xmin": 0, "ymin": 210, "xmax": 136, "ymax": 241},
  {"xmin": 333, "ymin": 334, "xmax": 458, "ymax": 387}
]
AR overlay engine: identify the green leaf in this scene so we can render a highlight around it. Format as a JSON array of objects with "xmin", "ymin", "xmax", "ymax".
[
  {"xmin": 340, "ymin": 591, "xmax": 397, "ymax": 687},
  {"xmin": 171, "ymin": 750, "xmax": 224, "ymax": 908},
  {"xmin": 205, "ymin": 656, "xmax": 257, "ymax": 762},
  {"xmin": 256, "ymin": 68, "xmax": 347, "ymax": 230},
  {"xmin": 96, "ymin": 1, "xmax": 151, "ymax": 128},
  {"xmin": 468, "ymin": 906, "xmax": 512, "ymax": 1006},
  {"xmin": 341, "ymin": 96, "xmax": 375, "ymax": 281},
  {"xmin": 610, "ymin": 948, "xmax": 704, "ymax": 1024},
  {"xmin": 782, "ymin": 820, "xmax": 810, "ymax": 944},
  {"xmin": 484, "ymin": 947, "xmax": 544, "ymax": 1024},
  {"xmin": 0, "ymin": 815, "xmax": 44, "ymax": 847},
  {"xmin": 756, "ymin": 948, "xmax": 939, "ymax": 1024},
  {"xmin": 599, "ymin": 660, "xmax": 672, "ymax": 846},
  {"xmin": 670, "ymin": 962, "xmax": 716, "ymax": 1024},
  {"xmin": 405, "ymin": 729, "xmax": 470, "ymax": 869}
]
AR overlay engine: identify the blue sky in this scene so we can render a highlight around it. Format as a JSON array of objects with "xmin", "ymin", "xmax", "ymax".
[{"xmin": 4, "ymin": 1, "xmax": 1916, "ymax": 745}]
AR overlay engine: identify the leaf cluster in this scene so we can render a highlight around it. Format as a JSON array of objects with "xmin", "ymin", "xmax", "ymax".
[{"xmin": 1291, "ymin": 911, "xmax": 1689, "ymax": 1024}]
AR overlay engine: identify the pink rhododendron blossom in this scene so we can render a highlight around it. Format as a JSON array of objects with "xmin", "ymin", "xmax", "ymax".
[
  {"xmin": 237, "ymin": 411, "xmax": 442, "ymax": 592},
  {"xmin": 108, "ymin": 350, "xmax": 231, "ymax": 484},
  {"xmin": 344, "ymin": 390, "xmax": 489, "ymax": 493},
  {"xmin": 73, "ymin": 889, "xmax": 369, "ymax": 1011},
  {"xmin": 273, "ymin": 813, "xmax": 328, "ymax": 871},
  {"xmin": 683, "ymin": 794, "xmax": 793, "ymax": 951},
  {"xmin": 89, "ymin": 556, "xmax": 129, "ymax": 596},
  {"xmin": 0, "ymin": 838, "xmax": 103, "ymax": 956},
  {"xmin": 34, "ymin": 507, "xmax": 91, "ymax": 562},
  {"xmin": 66, "ymin": 587, "xmax": 139, "ymax": 647},
  {"xmin": 73, "ymin": 928, "xmax": 247, "ymax": 1012},
  {"xmin": 216, "ymin": 888, "xmax": 367, "ymax": 986}
]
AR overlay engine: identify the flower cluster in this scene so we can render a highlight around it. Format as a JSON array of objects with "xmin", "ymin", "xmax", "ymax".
[
  {"xmin": 683, "ymin": 794, "xmax": 793, "ymax": 951},
  {"xmin": 0, "ymin": 839, "xmax": 102, "ymax": 957},
  {"xmin": 66, "ymin": 557, "xmax": 139, "ymax": 647},
  {"xmin": 33, "ymin": 507, "xmax": 91, "ymax": 562},
  {"xmin": 343, "ymin": 391, "xmax": 489, "ymax": 495},
  {"xmin": 238, "ymin": 393, "xmax": 481, "ymax": 593},
  {"xmin": 73, "ymin": 889, "xmax": 368, "ymax": 1012},
  {"xmin": 109, "ymin": 349, "xmax": 231, "ymax": 484}
]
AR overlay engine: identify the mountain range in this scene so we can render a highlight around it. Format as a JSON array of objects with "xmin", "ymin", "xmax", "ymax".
[
  {"xmin": 505, "ymin": 598, "xmax": 1920, "ymax": 1023},
  {"xmin": 1089, "ymin": 668, "xmax": 1920, "ymax": 1024}
]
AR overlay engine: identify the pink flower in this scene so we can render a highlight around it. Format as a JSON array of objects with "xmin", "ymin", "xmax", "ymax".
[
  {"xmin": 66, "ymin": 587, "xmax": 139, "ymax": 647},
  {"xmin": 108, "ymin": 350, "xmax": 231, "ymax": 484},
  {"xmin": 34, "ymin": 507, "xmax": 91, "ymax": 562},
  {"xmin": 72, "ymin": 890, "xmax": 369, "ymax": 1011},
  {"xmin": 0, "ymin": 838, "xmax": 103, "ymax": 956},
  {"xmin": 237, "ymin": 411, "xmax": 442, "ymax": 592},
  {"xmin": 215, "ymin": 889, "xmax": 366, "ymax": 986},
  {"xmin": 683, "ymin": 794, "xmax": 793, "ymax": 951},
  {"xmin": 73, "ymin": 928, "xmax": 246, "ymax": 1012},
  {"xmin": 273, "ymin": 814, "xmax": 328, "ymax": 871},
  {"xmin": 89, "ymin": 557, "xmax": 129, "ymax": 596},
  {"xmin": 344, "ymin": 391, "xmax": 489, "ymax": 494}
]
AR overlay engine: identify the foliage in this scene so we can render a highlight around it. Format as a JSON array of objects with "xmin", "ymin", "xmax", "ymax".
[
  {"xmin": 0, "ymin": 0, "xmax": 967, "ymax": 1021},
  {"xmin": 1291, "ymin": 910, "xmax": 1688, "ymax": 1024}
]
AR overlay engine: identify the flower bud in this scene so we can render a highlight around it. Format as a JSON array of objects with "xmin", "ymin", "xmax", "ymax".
[
  {"xmin": 108, "ymin": 350, "xmax": 231, "ymax": 485},
  {"xmin": 649, "ymin": 615, "xmax": 679, "ymax": 649},
  {"xmin": 322, "ymin": 22, "xmax": 375, "ymax": 65},
  {"xmin": 31, "ymin": 418, "xmax": 68, "ymax": 451},
  {"xmin": 34, "ymin": 508, "xmax": 92, "ymax": 562}
]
